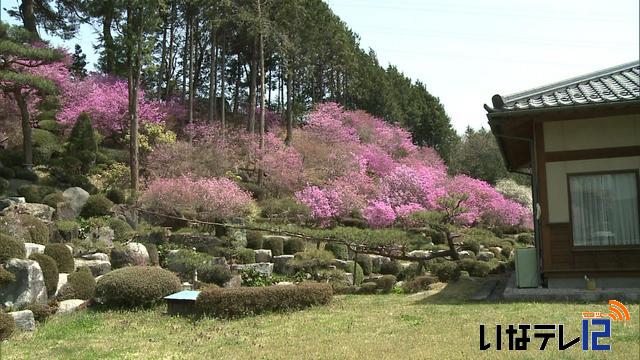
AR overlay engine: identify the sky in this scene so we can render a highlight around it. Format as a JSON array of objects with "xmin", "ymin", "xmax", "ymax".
[{"xmin": 2, "ymin": 0, "xmax": 639, "ymax": 134}]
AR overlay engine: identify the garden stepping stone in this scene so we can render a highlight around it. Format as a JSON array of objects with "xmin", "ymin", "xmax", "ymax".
[
  {"xmin": 24, "ymin": 242, "xmax": 45, "ymax": 258},
  {"xmin": 9, "ymin": 310, "xmax": 35, "ymax": 332}
]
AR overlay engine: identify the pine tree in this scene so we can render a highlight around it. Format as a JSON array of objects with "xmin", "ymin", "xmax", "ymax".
[{"xmin": 71, "ymin": 44, "xmax": 88, "ymax": 78}]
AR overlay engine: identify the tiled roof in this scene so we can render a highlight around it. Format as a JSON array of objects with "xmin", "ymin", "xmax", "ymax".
[{"xmin": 487, "ymin": 61, "xmax": 640, "ymax": 112}]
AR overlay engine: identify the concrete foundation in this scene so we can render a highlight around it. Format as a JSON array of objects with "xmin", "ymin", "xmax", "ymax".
[{"xmin": 547, "ymin": 276, "xmax": 640, "ymax": 289}]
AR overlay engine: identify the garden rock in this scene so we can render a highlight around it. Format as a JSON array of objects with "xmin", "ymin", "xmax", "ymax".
[
  {"xmin": 408, "ymin": 250, "xmax": 432, "ymax": 258},
  {"xmin": 210, "ymin": 257, "xmax": 227, "ymax": 266},
  {"xmin": 345, "ymin": 273, "xmax": 354, "ymax": 285},
  {"xmin": 370, "ymin": 255, "xmax": 391, "ymax": 270},
  {"xmin": 62, "ymin": 187, "xmax": 89, "ymax": 218},
  {"xmin": 116, "ymin": 242, "xmax": 149, "ymax": 267},
  {"xmin": 54, "ymin": 202, "xmax": 76, "ymax": 221},
  {"xmin": 231, "ymin": 263, "xmax": 273, "ymax": 277},
  {"xmin": 57, "ymin": 299, "xmax": 86, "ymax": 315},
  {"xmin": 275, "ymin": 281, "xmax": 294, "ymax": 286},
  {"xmin": 254, "ymin": 249, "xmax": 272, "ymax": 263},
  {"xmin": 333, "ymin": 259, "xmax": 350, "ymax": 270},
  {"xmin": 0, "ymin": 197, "xmax": 26, "ymax": 211},
  {"xmin": 86, "ymin": 226, "xmax": 115, "ymax": 246},
  {"xmin": 55, "ymin": 273, "xmax": 68, "ymax": 297},
  {"xmin": 24, "ymin": 242, "xmax": 45, "ymax": 258},
  {"xmin": 0, "ymin": 259, "xmax": 47, "ymax": 309},
  {"xmin": 1, "ymin": 203, "xmax": 55, "ymax": 222},
  {"xmin": 81, "ymin": 253, "xmax": 110, "ymax": 262},
  {"xmin": 9, "ymin": 310, "xmax": 35, "ymax": 332},
  {"xmin": 477, "ymin": 251, "xmax": 495, "ymax": 262},
  {"xmin": 273, "ymin": 255, "xmax": 294, "ymax": 274},
  {"xmin": 74, "ymin": 259, "xmax": 111, "ymax": 277},
  {"xmin": 223, "ymin": 274, "xmax": 242, "ymax": 288}
]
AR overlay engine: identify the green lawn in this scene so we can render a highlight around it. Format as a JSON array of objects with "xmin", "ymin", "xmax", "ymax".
[{"xmin": 3, "ymin": 279, "xmax": 638, "ymax": 359}]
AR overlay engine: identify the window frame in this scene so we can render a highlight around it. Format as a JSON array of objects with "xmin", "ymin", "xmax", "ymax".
[{"xmin": 566, "ymin": 169, "xmax": 640, "ymax": 251}]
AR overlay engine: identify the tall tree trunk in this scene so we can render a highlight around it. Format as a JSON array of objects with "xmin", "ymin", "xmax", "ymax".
[
  {"xmin": 102, "ymin": 9, "xmax": 115, "ymax": 74},
  {"xmin": 165, "ymin": 3, "xmax": 175, "ymax": 100},
  {"xmin": 258, "ymin": 5, "xmax": 266, "ymax": 186},
  {"xmin": 284, "ymin": 59, "xmax": 294, "ymax": 146},
  {"xmin": 127, "ymin": 3, "xmax": 140, "ymax": 199},
  {"xmin": 19, "ymin": 0, "xmax": 39, "ymax": 38},
  {"xmin": 220, "ymin": 32, "xmax": 226, "ymax": 132},
  {"xmin": 233, "ymin": 55, "xmax": 241, "ymax": 114},
  {"xmin": 268, "ymin": 67, "xmax": 272, "ymax": 106},
  {"xmin": 182, "ymin": 18, "xmax": 189, "ymax": 101},
  {"xmin": 187, "ymin": 12, "xmax": 194, "ymax": 124},
  {"xmin": 208, "ymin": 27, "xmax": 216, "ymax": 123},
  {"xmin": 15, "ymin": 90, "xmax": 32, "ymax": 168},
  {"xmin": 158, "ymin": 18, "xmax": 167, "ymax": 100},
  {"xmin": 248, "ymin": 39, "xmax": 257, "ymax": 133},
  {"xmin": 278, "ymin": 63, "xmax": 283, "ymax": 114}
]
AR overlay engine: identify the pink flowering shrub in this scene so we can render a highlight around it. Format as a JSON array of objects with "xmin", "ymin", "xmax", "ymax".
[
  {"xmin": 362, "ymin": 201, "xmax": 397, "ymax": 228},
  {"xmin": 139, "ymin": 176, "xmax": 255, "ymax": 221},
  {"xmin": 294, "ymin": 186, "xmax": 341, "ymax": 226},
  {"xmin": 57, "ymin": 75, "xmax": 166, "ymax": 136},
  {"xmin": 257, "ymin": 133, "xmax": 305, "ymax": 195}
]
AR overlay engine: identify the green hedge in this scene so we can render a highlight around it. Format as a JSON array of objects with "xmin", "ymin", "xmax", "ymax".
[
  {"xmin": 380, "ymin": 261, "xmax": 402, "ymax": 276},
  {"xmin": 0, "ymin": 312, "xmax": 15, "ymax": 340},
  {"xmin": 28, "ymin": 253, "xmax": 59, "ymax": 297},
  {"xmin": 0, "ymin": 167, "xmax": 15, "ymax": 179},
  {"xmin": 25, "ymin": 303, "xmax": 54, "ymax": 323},
  {"xmin": 196, "ymin": 283, "xmax": 332, "ymax": 318},
  {"xmin": 355, "ymin": 254, "xmax": 372, "ymax": 275},
  {"xmin": 56, "ymin": 220, "xmax": 79, "ymax": 241},
  {"xmin": 283, "ymin": 238, "xmax": 306, "ymax": 255},
  {"xmin": 429, "ymin": 261, "xmax": 460, "ymax": 282},
  {"xmin": 58, "ymin": 267, "xmax": 96, "ymax": 301},
  {"xmin": 402, "ymin": 275, "xmax": 436, "ymax": 294},
  {"xmin": 234, "ymin": 248, "xmax": 255, "ymax": 264},
  {"xmin": 17, "ymin": 184, "xmax": 55, "ymax": 204},
  {"xmin": 42, "ymin": 191, "xmax": 64, "ymax": 208},
  {"xmin": 13, "ymin": 168, "xmax": 38, "ymax": 181},
  {"xmin": 0, "ymin": 267, "xmax": 16, "ymax": 287},
  {"xmin": 44, "ymin": 243, "xmax": 74, "ymax": 273},
  {"xmin": 198, "ymin": 264, "xmax": 232, "ymax": 286},
  {"xmin": 105, "ymin": 188, "xmax": 126, "ymax": 204},
  {"xmin": 96, "ymin": 266, "xmax": 180, "ymax": 308},
  {"xmin": 375, "ymin": 274, "xmax": 397, "ymax": 293},
  {"xmin": 18, "ymin": 214, "xmax": 49, "ymax": 245},
  {"xmin": 290, "ymin": 250, "xmax": 334, "ymax": 273},
  {"xmin": 107, "ymin": 218, "xmax": 133, "ymax": 242},
  {"xmin": 356, "ymin": 282, "xmax": 378, "ymax": 294},
  {"xmin": 245, "ymin": 231, "xmax": 263, "ymax": 250},
  {"xmin": 0, "ymin": 234, "xmax": 25, "ymax": 262},
  {"xmin": 457, "ymin": 259, "xmax": 492, "ymax": 278},
  {"xmin": 263, "ymin": 237, "xmax": 284, "ymax": 256}
]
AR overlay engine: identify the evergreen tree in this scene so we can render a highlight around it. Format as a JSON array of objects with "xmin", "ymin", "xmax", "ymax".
[{"xmin": 71, "ymin": 44, "xmax": 88, "ymax": 78}]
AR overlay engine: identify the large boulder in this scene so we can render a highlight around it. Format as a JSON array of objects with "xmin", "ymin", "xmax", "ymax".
[
  {"xmin": 56, "ymin": 299, "xmax": 86, "ymax": 315},
  {"xmin": 223, "ymin": 274, "xmax": 242, "ymax": 288},
  {"xmin": 9, "ymin": 310, "xmax": 35, "ymax": 332},
  {"xmin": 0, "ymin": 197, "xmax": 25, "ymax": 211},
  {"xmin": 81, "ymin": 253, "xmax": 109, "ymax": 262},
  {"xmin": 61, "ymin": 187, "xmax": 89, "ymax": 219},
  {"xmin": 370, "ymin": 255, "xmax": 391, "ymax": 271},
  {"xmin": 273, "ymin": 255, "xmax": 295, "ymax": 275},
  {"xmin": 231, "ymin": 262, "xmax": 273, "ymax": 277},
  {"xmin": 74, "ymin": 259, "xmax": 111, "ymax": 277},
  {"xmin": 111, "ymin": 242, "xmax": 149, "ymax": 268},
  {"xmin": 254, "ymin": 249, "xmax": 272, "ymax": 263},
  {"xmin": 0, "ymin": 259, "xmax": 47, "ymax": 308},
  {"xmin": 408, "ymin": 250, "xmax": 433, "ymax": 258},
  {"xmin": 86, "ymin": 226, "xmax": 115, "ymax": 246},
  {"xmin": 458, "ymin": 250, "xmax": 476, "ymax": 260},
  {"xmin": 24, "ymin": 242, "xmax": 45, "ymax": 258},
  {"xmin": 477, "ymin": 251, "xmax": 496, "ymax": 262}
]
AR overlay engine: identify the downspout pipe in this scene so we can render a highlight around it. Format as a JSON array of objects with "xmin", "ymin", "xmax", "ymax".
[{"xmin": 492, "ymin": 132, "xmax": 543, "ymax": 285}]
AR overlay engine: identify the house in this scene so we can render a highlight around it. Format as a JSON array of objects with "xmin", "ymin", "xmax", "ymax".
[{"xmin": 485, "ymin": 61, "xmax": 640, "ymax": 288}]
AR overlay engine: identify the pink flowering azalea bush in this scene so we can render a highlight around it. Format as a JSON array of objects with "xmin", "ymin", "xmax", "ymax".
[{"xmin": 139, "ymin": 175, "xmax": 255, "ymax": 221}]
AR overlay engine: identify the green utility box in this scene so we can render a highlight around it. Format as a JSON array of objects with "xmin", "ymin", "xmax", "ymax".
[{"xmin": 515, "ymin": 248, "xmax": 539, "ymax": 288}]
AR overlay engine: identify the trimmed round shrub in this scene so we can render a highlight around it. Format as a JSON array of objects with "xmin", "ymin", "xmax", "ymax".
[
  {"xmin": 0, "ymin": 312, "xmax": 15, "ymax": 340},
  {"xmin": 0, "ymin": 149, "xmax": 23, "ymax": 168},
  {"xmin": 107, "ymin": 218, "xmax": 133, "ymax": 242},
  {"xmin": 430, "ymin": 261, "xmax": 461, "ymax": 282},
  {"xmin": 28, "ymin": 253, "xmax": 59, "ymax": 297},
  {"xmin": 263, "ymin": 237, "xmax": 284, "ymax": 257},
  {"xmin": 424, "ymin": 228, "xmax": 446, "ymax": 245},
  {"xmin": 42, "ymin": 191, "xmax": 64, "ymax": 208},
  {"xmin": 0, "ymin": 177, "xmax": 8, "ymax": 196},
  {"xmin": 517, "ymin": 233, "xmax": 534, "ymax": 245},
  {"xmin": 145, "ymin": 243, "xmax": 159, "ymax": 266},
  {"xmin": 355, "ymin": 254, "xmax": 373, "ymax": 275},
  {"xmin": 44, "ymin": 243, "xmax": 74, "ymax": 273},
  {"xmin": 58, "ymin": 267, "xmax": 96, "ymax": 301},
  {"xmin": 67, "ymin": 113, "xmax": 98, "ymax": 154},
  {"xmin": 235, "ymin": 248, "xmax": 256, "ymax": 264},
  {"xmin": 17, "ymin": 184, "xmax": 55, "ymax": 203},
  {"xmin": 196, "ymin": 283, "xmax": 332, "ymax": 318},
  {"xmin": 398, "ymin": 262, "xmax": 421, "ymax": 281},
  {"xmin": 105, "ymin": 188, "xmax": 126, "ymax": 204},
  {"xmin": 0, "ymin": 234, "xmax": 25, "ymax": 262},
  {"xmin": 32, "ymin": 128, "xmax": 63, "ymax": 164},
  {"xmin": 375, "ymin": 274, "xmax": 397, "ymax": 293},
  {"xmin": 357, "ymin": 282, "xmax": 378, "ymax": 294},
  {"xmin": 55, "ymin": 220, "xmax": 79, "ymax": 241},
  {"xmin": 96, "ymin": 266, "xmax": 181, "ymax": 308},
  {"xmin": 380, "ymin": 261, "xmax": 402, "ymax": 276},
  {"xmin": 165, "ymin": 249, "xmax": 212, "ymax": 278},
  {"xmin": 324, "ymin": 242, "xmax": 348, "ymax": 260},
  {"xmin": 290, "ymin": 250, "xmax": 335, "ymax": 273},
  {"xmin": 402, "ymin": 275, "xmax": 437, "ymax": 294},
  {"xmin": 198, "ymin": 264, "xmax": 232, "ymax": 286},
  {"xmin": 17, "ymin": 214, "xmax": 49, "ymax": 245},
  {"xmin": 284, "ymin": 238, "xmax": 306, "ymax": 255},
  {"xmin": 13, "ymin": 168, "xmax": 38, "ymax": 181},
  {"xmin": 460, "ymin": 240, "xmax": 480, "ymax": 255},
  {"xmin": 80, "ymin": 194, "xmax": 114, "ymax": 218},
  {"xmin": 457, "ymin": 259, "xmax": 492, "ymax": 278},
  {"xmin": 0, "ymin": 167, "xmax": 15, "ymax": 179},
  {"xmin": 245, "ymin": 231, "xmax": 263, "ymax": 250},
  {"xmin": 25, "ymin": 303, "xmax": 54, "ymax": 323},
  {"xmin": 0, "ymin": 267, "xmax": 16, "ymax": 287},
  {"xmin": 501, "ymin": 244, "xmax": 514, "ymax": 259}
]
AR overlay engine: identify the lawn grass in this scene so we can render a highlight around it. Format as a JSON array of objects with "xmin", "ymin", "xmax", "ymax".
[{"xmin": 2, "ymin": 278, "xmax": 638, "ymax": 359}]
